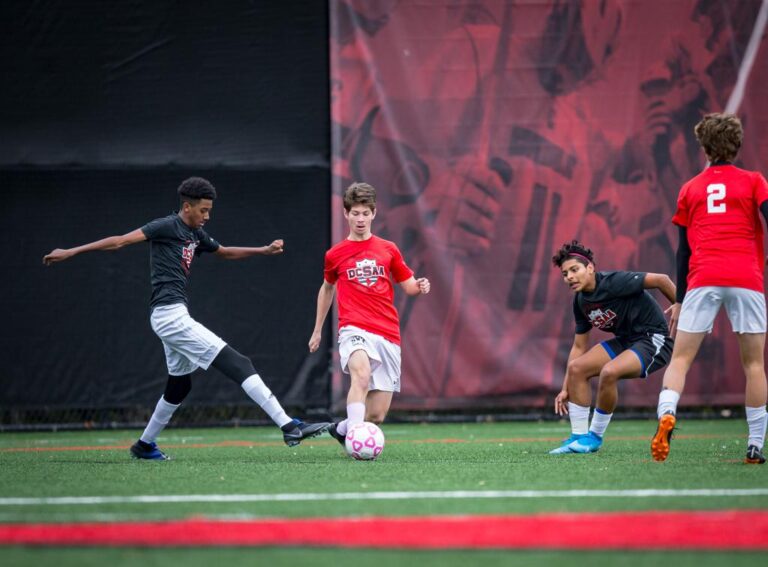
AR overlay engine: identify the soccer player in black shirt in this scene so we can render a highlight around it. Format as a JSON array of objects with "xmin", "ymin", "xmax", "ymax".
[
  {"xmin": 43, "ymin": 177, "xmax": 329, "ymax": 459},
  {"xmin": 549, "ymin": 241, "xmax": 676, "ymax": 454}
]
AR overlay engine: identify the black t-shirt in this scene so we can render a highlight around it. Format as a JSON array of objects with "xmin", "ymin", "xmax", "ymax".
[
  {"xmin": 141, "ymin": 214, "xmax": 220, "ymax": 309},
  {"xmin": 573, "ymin": 271, "xmax": 669, "ymax": 339}
]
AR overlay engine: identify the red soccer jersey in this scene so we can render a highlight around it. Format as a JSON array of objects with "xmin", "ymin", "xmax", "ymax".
[
  {"xmin": 324, "ymin": 235, "xmax": 414, "ymax": 345},
  {"xmin": 672, "ymin": 164, "xmax": 768, "ymax": 292}
]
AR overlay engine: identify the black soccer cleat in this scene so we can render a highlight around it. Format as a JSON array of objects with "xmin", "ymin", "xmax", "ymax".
[
  {"xmin": 130, "ymin": 440, "xmax": 170, "ymax": 461},
  {"xmin": 282, "ymin": 419, "xmax": 331, "ymax": 447},
  {"xmin": 745, "ymin": 445, "xmax": 766, "ymax": 464},
  {"xmin": 328, "ymin": 421, "xmax": 347, "ymax": 447}
]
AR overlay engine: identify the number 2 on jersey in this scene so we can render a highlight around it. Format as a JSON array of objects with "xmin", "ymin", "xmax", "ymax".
[{"xmin": 707, "ymin": 183, "xmax": 726, "ymax": 213}]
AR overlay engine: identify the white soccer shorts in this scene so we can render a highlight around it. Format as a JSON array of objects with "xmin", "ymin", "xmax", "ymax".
[
  {"xmin": 150, "ymin": 303, "xmax": 227, "ymax": 376},
  {"xmin": 678, "ymin": 286, "xmax": 767, "ymax": 334},
  {"xmin": 338, "ymin": 325, "xmax": 402, "ymax": 392}
]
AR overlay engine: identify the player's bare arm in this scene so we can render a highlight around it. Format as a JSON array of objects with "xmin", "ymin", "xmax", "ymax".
[
  {"xmin": 215, "ymin": 239, "xmax": 284, "ymax": 260},
  {"xmin": 42, "ymin": 228, "xmax": 147, "ymax": 266},
  {"xmin": 555, "ymin": 332, "xmax": 590, "ymax": 416},
  {"xmin": 643, "ymin": 272, "xmax": 676, "ymax": 304},
  {"xmin": 308, "ymin": 281, "xmax": 336, "ymax": 352},
  {"xmin": 399, "ymin": 276, "xmax": 430, "ymax": 296},
  {"xmin": 643, "ymin": 272, "xmax": 679, "ymax": 335}
]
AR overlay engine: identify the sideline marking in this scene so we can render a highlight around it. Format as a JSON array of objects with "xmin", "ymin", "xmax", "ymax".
[{"xmin": 2, "ymin": 488, "xmax": 768, "ymax": 506}]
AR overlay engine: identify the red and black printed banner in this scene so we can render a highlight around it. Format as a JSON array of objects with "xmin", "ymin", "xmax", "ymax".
[{"xmin": 329, "ymin": 0, "xmax": 768, "ymax": 409}]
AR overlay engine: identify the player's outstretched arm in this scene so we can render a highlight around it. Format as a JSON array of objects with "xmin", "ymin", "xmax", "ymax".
[
  {"xmin": 399, "ymin": 276, "xmax": 430, "ymax": 296},
  {"xmin": 308, "ymin": 281, "xmax": 335, "ymax": 352},
  {"xmin": 215, "ymin": 239, "xmax": 284, "ymax": 260},
  {"xmin": 42, "ymin": 229, "xmax": 147, "ymax": 266}
]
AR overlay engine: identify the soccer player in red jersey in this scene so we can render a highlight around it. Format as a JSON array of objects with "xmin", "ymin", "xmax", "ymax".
[
  {"xmin": 308, "ymin": 182, "xmax": 430, "ymax": 446},
  {"xmin": 652, "ymin": 114, "xmax": 768, "ymax": 464}
]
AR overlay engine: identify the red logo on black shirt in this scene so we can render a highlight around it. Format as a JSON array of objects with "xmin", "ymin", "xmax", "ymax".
[
  {"xmin": 588, "ymin": 307, "xmax": 617, "ymax": 330},
  {"xmin": 181, "ymin": 241, "xmax": 198, "ymax": 273}
]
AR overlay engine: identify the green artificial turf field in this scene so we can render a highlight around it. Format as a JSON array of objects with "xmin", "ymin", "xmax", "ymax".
[{"xmin": 1, "ymin": 420, "xmax": 765, "ymax": 565}]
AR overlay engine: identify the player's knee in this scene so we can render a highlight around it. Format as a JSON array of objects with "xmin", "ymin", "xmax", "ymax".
[
  {"xmin": 742, "ymin": 359, "xmax": 766, "ymax": 378},
  {"xmin": 567, "ymin": 359, "xmax": 589, "ymax": 381},
  {"xmin": 210, "ymin": 346, "xmax": 256, "ymax": 384},
  {"xmin": 349, "ymin": 371, "xmax": 371, "ymax": 391},
  {"xmin": 164, "ymin": 373, "xmax": 192, "ymax": 404},
  {"xmin": 365, "ymin": 411, "xmax": 386, "ymax": 424},
  {"xmin": 598, "ymin": 366, "xmax": 619, "ymax": 385}
]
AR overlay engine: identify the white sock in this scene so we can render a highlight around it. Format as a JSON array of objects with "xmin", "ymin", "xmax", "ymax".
[
  {"xmin": 336, "ymin": 419, "xmax": 349, "ymax": 436},
  {"xmin": 589, "ymin": 408, "xmax": 613, "ymax": 438},
  {"xmin": 568, "ymin": 402, "xmax": 590, "ymax": 435},
  {"xmin": 746, "ymin": 406, "xmax": 767, "ymax": 450},
  {"xmin": 657, "ymin": 389, "xmax": 681, "ymax": 419},
  {"xmin": 346, "ymin": 402, "xmax": 366, "ymax": 428},
  {"xmin": 241, "ymin": 374, "xmax": 292, "ymax": 428},
  {"xmin": 140, "ymin": 397, "xmax": 179, "ymax": 444}
]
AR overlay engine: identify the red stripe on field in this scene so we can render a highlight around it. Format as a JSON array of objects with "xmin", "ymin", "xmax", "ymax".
[{"xmin": 2, "ymin": 511, "xmax": 767, "ymax": 549}]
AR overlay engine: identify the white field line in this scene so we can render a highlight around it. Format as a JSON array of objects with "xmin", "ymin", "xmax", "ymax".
[{"xmin": 2, "ymin": 488, "xmax": 768, "ymax": 506}]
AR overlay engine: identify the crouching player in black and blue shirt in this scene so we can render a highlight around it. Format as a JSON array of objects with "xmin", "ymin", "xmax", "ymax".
[{"xmin": 550, "ymin": 241, "xmax": 676, "ymax": 454}]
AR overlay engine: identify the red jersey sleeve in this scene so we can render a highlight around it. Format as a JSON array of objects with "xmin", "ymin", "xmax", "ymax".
[
  {"xmin": 390, "ymin": 243, "xmax": 414, "ymax": 283},
  {"xmin": 753, "ymin": 172, "xmax": 768, "ymax": 206},
  {"xmin": 672, "ymin": 182, "xmax": 690, "ymax": 227},
  {"xmin": 323, "ymin": 249, "xmax": 339, "ymax": 284}
]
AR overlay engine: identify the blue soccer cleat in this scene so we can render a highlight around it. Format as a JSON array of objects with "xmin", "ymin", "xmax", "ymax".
[
  {"xmin": 567, "ymin": 431, "xmax": 603, "ymax": 453},
  {"xmin": 549, "ymin": 433, "xmax": 587, "ymax": 454},
  {"xmin": 130, "ymin": 440, "xmax": 169, "ymax": 461}
]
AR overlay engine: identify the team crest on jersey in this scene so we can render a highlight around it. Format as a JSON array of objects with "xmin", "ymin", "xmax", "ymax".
[
  {"xmin": 347, "ymin": 258, "xmax": 385, "ymax": 287},
  {"xmin": 181, "ymin": 240, "xmax": 198, "ymax": 273},
  {"xmin": 588, "ymin": 307, "xmax": 617, "ymax": 330}
]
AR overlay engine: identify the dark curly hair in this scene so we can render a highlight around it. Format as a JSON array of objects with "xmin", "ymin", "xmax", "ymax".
[
  {"xmin": 694, "ymin": 113, "xmax": 742, "ymax": 163},
  {"xmin": 178, "ymin": 177, "xmax": 217, "ymax": 204},
  {"xmin": 552, "ymin": 240, "xmax": 595, "ymax": 268}
]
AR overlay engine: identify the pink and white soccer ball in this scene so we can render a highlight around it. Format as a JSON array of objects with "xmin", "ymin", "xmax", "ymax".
[{"xmin": 345, "ymin": 422, "xmax": 385, "ymax": 460}]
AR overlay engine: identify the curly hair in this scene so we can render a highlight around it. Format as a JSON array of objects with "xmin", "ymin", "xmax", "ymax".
[
  {"xmin": 552, "ymin": 240, "xmax": 595, "ymax": 268},
  {"xmin": 694, "ymin": 113, "xmax": 743, "ymax": 163},
  {"xmin": 343, "ymin": 181, "xmax": 377, "ymax": 212},
  {"xmin": 177, "ymin": 177, "xmax": 217, "ymax": 204}
]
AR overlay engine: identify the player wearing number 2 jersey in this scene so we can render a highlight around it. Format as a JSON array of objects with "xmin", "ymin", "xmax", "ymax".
[{"xmin": 652, "ymin": 113, "xmax": 768, "ymax": 464}]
